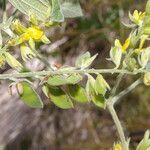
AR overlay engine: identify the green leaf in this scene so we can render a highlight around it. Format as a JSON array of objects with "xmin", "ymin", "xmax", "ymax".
[
  {"xmin": 144, "ymin": 72, "xmax": 150, "ymax": 86},
  {"xmin": 69, "ymin": 84, "xmax": 88, "ymax": 103},
  {"xmin": 0, "ymin": 31, "xmax": 2, "ymax": 49},
  {"xmin": 51, "ymin": 0, "xmax": 64, "ymax": 22},
  {"xmin": 110, "ymin": 46, "xmax": 122, "ymax": 68},
  {"xmin": 91, "ymin": 93, "xmax": 105, "ymax": 108},
  {"xmin": 47, "ymin": 74, "xmax": 82, "ymax": 86},
  {"xmin": 43, "ymin": 85, "xmax": 73, "ymax": 109},
  {"xmin": 9, "ymin": 0, "xmax": 51, "ymax": 21},
  {"xmin": 136, "ymin": 130, "xmax": 150, "ymax": 150},
  {"xmin": 85, "ymin": 74, "xmax": 106, "ymax": 108},
  {"xmin": 85, "ymin": 74, "xmax": 96, "ymax": 101},
  {"xmin": 146, "ymin": 0, "xmax": 150, "ymax": 15},
  {"xmin": 75, "ymin": 52, "xmax": 98, "ymax": 69},
  {"xmin": 138, "ymin": 48, "xmax": 150, "ymax": 69},
  {"xmin": 95, "ymin": 74, "xmax": 110, "ymax": 96},
  {"xmin": 123, "ymin": 57, "xmax": 138, "ymax": 71},
  {"xmin": 60, "ymin": 0, "xmax": 83, "ymax": 18},
  {"xmin": 19, "ymin": 82, "xmax": 43, "ymax": 108}
]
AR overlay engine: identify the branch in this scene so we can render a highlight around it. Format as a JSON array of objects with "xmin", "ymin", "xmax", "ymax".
[
  {"xmin": 107, "ymin": 104, "xmax": 129, "ymax": 150},
  {"xmin": 112, "ymin": 78, "xmax": 142, "ymax": 105},
  {"xmin": 0, "ymin": 69, "xmax": 149, "ymax": 80}
]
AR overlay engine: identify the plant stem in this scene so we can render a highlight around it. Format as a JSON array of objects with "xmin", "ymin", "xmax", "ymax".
[
  {"xmin": 3, "ymin": 0, "xmax": 7, "ymax": 22},
  {"xmin": 107, "ymin": 79, "xmax": 141, "ymax": 149},
  {"xmin": 112, "ymin": 79, "xmax": 142, "ymax": 105},
  {"xmin": 107, "ymin": 103, "xmax": 129, "ymax": 150},
  {"xmin": 111, "ymin": 74, "xmax": 124, "ymax": 96},
  {"xmin": 0, "ymin": 69, "xmax": 149, "ymax": 80}
]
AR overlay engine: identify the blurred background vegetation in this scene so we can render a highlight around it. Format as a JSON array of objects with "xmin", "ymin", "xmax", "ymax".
[{"xmin": 0, "ymin": 0, "xmax": 150, "ymax": 150}]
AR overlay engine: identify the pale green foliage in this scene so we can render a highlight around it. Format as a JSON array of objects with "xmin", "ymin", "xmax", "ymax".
[
  {"xmin": 47, "ymin": 74, "xmax": 82, "ymax": 86},
  {"xmin": 75, "ymin": 52, "xmax": 98, "ymax": 69},
  {"xmin": 9, "ymin": 0, "xmax": 83, "ymax": 22},
  {"xmin": 0, "ymin": 0, "xmax": 150, "ymax": 149},
  {"xmin": 9, "ymin": 0, "xmax": 51, "ymax": 21},
  {"xmin": 136, "ymin": 130, "xmax": 150, "ymax": 150},
  {"xmin": 68, "ymin": 84, "xmax": 88, "ymax": 103},
  {"xmin": 109, "ymin": 46, "xmax": 122, "ymax": 68},
  {"xmin": 18, "ymin": 82, "xmax": 43, "ymax": 108},
  {"xmin": 42, "ymin": 85, "xmax": 73, "ymax": 109}
]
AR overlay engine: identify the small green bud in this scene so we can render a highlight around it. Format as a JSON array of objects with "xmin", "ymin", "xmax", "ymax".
[
  {"xmin": 20, "ymin": 44, "xmax": 36, "ymax": 62},
  {"xmin": 29, "ymin": 38, "xmax": 35, "ymax": 50},
  {"xmin": 41, "ymin": 35, "xmax": 51, "ymax": 44},
  {"xmin": 11, "ymin": 20, "xmax": 27, "ymax": 35},
  {"xmin": 144, "ymin": 72, "xmax": 150, "ymax": 86},
  {"xmin": 29, "ymin": 14, "xmax": 38, "ymax": 26},
  {"xmin": 4, "ymin": 52, "xmax": 23, "ymax": 70}
]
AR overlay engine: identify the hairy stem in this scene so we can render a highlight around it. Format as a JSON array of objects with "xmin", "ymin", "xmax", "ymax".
[
  {"xmin": 0, "ymin": 69, "xmax": 149, "ymax": 80},
  {"xmin": 107, "ymin": 79, "xmax": 141, "ymax": 149},
  {"xmin": 3, "ymin": 0, "xmax": 7, "ymax": 22},
  {"xmin": 111, "ymin": 74, "xmax": 124, "ymax": 96},
  {"xmin": 107, "ymin": 103, "xmax": 129, "ymax": 150},
  {"xmin": 112, "ymin": 79, "xmax": 142, "ymax": 105}
]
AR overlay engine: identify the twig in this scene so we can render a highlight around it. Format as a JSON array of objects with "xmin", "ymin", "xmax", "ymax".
[
  {"xmin": 2, "ymin": 0, "xmax": 7, "ymax": 22},
  {"xmin": 112, "ymin": 79, "xmax": 142, "ymax": 105},
  {"xmin": 111, "ymin": 74, "xmax": 124, "ymax": 96},
  {"xmin": 0, "ymin": 69, "xmax": 149, "ymax": 80},
  {"xmin": 107, "ymin": 104, "xmax": 129, "ymax": 150}
]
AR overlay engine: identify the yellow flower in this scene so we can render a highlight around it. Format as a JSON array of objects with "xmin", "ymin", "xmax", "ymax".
[
  {"xmin": 21, "ymin": 26, "xmax": 44, "ymax": 42},
  {"xmin": 10, "ymin": 19, "xmax": 50, "ymax": 46},
  {"xmin": 130, "ymin": 10, "xmax": 145, "ymax": 25},
  {"xmin": 115, "ymin": 37, "xmax": 130, "ymax": 53},
  {"xmin": 113, "ymin": 143, "xmax": 122, "ymax": 150},
  {"xmin": 9, "ymin": 18, "xmax": 51, "ymax": 62}
]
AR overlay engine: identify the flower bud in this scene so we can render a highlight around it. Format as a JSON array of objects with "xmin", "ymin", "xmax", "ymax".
[
  {"xmin": 29, "ymin": 38, "xmax": 35, "ymax": 50},
  {"xmin": 41, "ymin": 35, "xmax": 50, "ymax": 44},
  {"xmin": 20, "ymin": 44, "xmax": 36, "ymax": 62},
  {"xmin": 29, "ymin": 14, "xmax": 38, "ymax": 26},
  {"xmin": 4, "ymin": 52, "xmax": 23, "ymax": 70},
  {"xmin": 144, "ymin": 72, "xmax": 150, "ymax": 86},
  {"xmin": 11, "ymin": 20, "xmax": 27, "ymax": 35}
]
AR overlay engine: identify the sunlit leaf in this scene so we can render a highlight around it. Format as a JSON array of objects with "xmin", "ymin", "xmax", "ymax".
[
  {"xmin": 51, "ymin": 0, "xmax": 64, "ymax": 22},
  {"xmin": 91, "ymin": 93, "xmax": 105, "ymax": 108},
  {"xmin": 95, "ymin": 74, "xmax": 110, "ymax": 96},
  {"xmin": 69, "ymin": 84, "xmax": 88, "ymax": 103},
  {"xmin": 85, "ymin": 74, "xmax": 96, "ymax": 102},
  {"xmin": 9, "ymin": 0, "xmax": 51, "ymax": 21},
  {"xmin": 144, "ymin": 72, "xmax": 150, "ymax": 86},
  {"xmin": 146, "ymin": 0, "xmax": 150, "ymax": 15},
  {"xmin": 60, "ymin": 0, "xmax": 83, "ymax": 18},
  {"xmin": 43, "ymin": 85, "xmax": 73, "ymax": 109},
  {"xmin": 75, "ymin": 52, "xmax": 98, "ymax": 69},
  {"xmin": 110, "ymin": 47, "xmax": 122, "ymax": 68},
  {"xmin": 47, "ymin": 74, "xmax": 82, "ymax": 86},
  {"xmin": 138, "ymin": 48, "xmax": 150, "ymax": 68},
  {"xmin": 19, "ymin": 82, "xmax": 43, "ymax": 108},
  {"xmin": 136, "ymin": 130, "xmax": 150, "ymax": 150}
]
